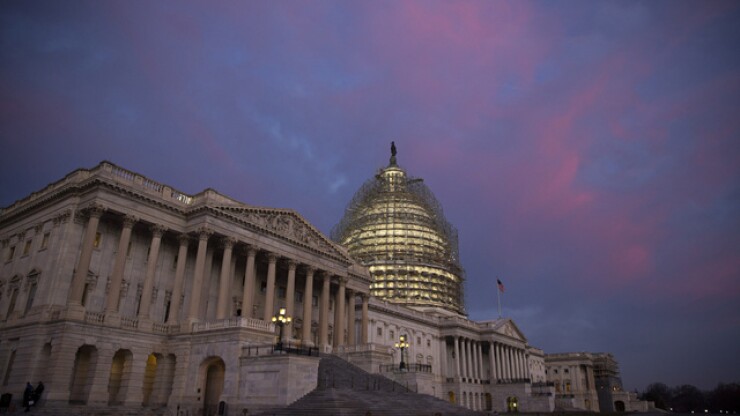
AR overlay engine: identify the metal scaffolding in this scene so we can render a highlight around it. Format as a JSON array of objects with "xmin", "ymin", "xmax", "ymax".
[{"xmin": 331, "ymin": 162, "xmax": 466, "ymax": 315}]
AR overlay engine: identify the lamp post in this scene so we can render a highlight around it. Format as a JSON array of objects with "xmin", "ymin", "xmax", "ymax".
[
  {"xmin": 394, "ymin": 334, "xmax": 409, "ymax": 371},
  {"xmin": 271, "ymin": 307, "xmax": 291, "ymax": 351}
]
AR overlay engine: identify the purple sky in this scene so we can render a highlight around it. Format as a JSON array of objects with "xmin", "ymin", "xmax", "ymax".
[{"xmin": 1, "ymin": 1, "xmax": 739, "ymax": 391}]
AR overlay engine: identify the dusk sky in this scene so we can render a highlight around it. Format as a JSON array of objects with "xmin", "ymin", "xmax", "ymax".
[{"xmin": 1, "ymin": 1, "xmax": 739, "ymax": 391}]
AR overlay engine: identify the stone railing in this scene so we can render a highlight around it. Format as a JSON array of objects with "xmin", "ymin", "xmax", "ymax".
[
  {"xmin": 121, "ymin": 316, "xmax": 139, "ymax": 329},
  {"xmin": 192, "ymin": 317, "xmax": 274, "ymax": 333},
  {"xmin": 334, "ymin": 343, "xmax": 394, "ymax": 355},
  {"xmin": 84, "ymin": 311, "xmax": 105, "ymax": 324},
  {"xmin": 379, "ymin": 363, "xmax": 432, "ymax": 373},
  {"xmin": 102, "ymin": 162, "xmax": 195, "ymax": 206},
  {"xmin": 0, "ymin": 161, "xmax": 198, "ymax": 216},
  {"xmin": 152, "ymin": 322, "xmax": 181, "ymax": 334}
]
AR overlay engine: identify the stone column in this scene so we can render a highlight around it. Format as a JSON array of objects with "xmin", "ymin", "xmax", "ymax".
[
  {"xmin": 68, "ymin": 204, "xmax": 105, "ymax": 306},
  {"xmin": 506, "ymin": 346, "xmax": 512, "ymax": 380},
  {"xmin": 453, "ymin": 337, "xmax": 461, "ymax": 380},
  {"xmin": 216, "ymin": 237, "xmax": 236, "ymax": 319},
  {"xmin": 460, "ymin": 338, "xmax": 468, "ymax": 380},
  {"xmin": 477, "ymin": 342, "xmax": 483, "ymax": 381},
  {"xmin": 489, "ymin": 342, "xmax": 496, "ymax": 383},
  {"xmin": 285, "ymin": 260, "xmax": 297, "ymax": 321},
  {"xmin": 519, "ymin": 350, "xmax": 525, "ymax": 379},
  {"xmin": 360, "ymin": 294, "xmax": 369, "ymax": 344},
  {"xmin": 471, "ymin": 341, "xmax": 479, "ymax": 381},
  {"xmin": 241, "ymin": 246, "xmax": 257, "ymax": 318},
  {"xmin": 333, "ymin": 277, "xmax": 346, "ymax": 347},
  {"xmin": 167, "ymin": 234, "xmax": 189, "ymax": 324},
  {"xmin": 520, "ymin": 350, "xmax": 525, "ymax": 379},
  {"xmin": 440, "ymin": 337, "xmax": 448, "ymax": 379},
  {"xmin": 500, "ymin": 344, "xmax": 506, "ymax": 380},
  {"xmin": 301, "ymin": 267, "xmax": 315, "ymax": 344},
  {"xmin": 346, "ymin": 289, "xmax": 356, "ymax": 346},
  {"xmin": 318, "ymin": 272, "xmax": 331, "ymax": 348},
  {"xmin": 467, "ymin": 339, "xmax": 474, "ymax": 380},
  {"xmin": 187, "ymin": 227, "xmax": 212, "ymax": 322},
  {"xmin": 502, "ymin": 345, "xmax": 508, "ymax": 380},
  {"xmin": 138, "ymin": 224, "xmax": 166, "ymax": 322},
  {"xmin": 263, "ymin": 253, "xmax": 278, "ymax": 321},
  {"xmin": 106, "ymin": 215, "xmax": 136, "ymax": 315},
  {"xmin": 282, "ymin": 260, "xmax": 297, "ymax": 341}
]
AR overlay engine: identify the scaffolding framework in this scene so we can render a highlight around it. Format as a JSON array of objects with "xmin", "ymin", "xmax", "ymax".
[{"xmin": 331, "ymin": 163, "xmax": 466, "ymax": 315}]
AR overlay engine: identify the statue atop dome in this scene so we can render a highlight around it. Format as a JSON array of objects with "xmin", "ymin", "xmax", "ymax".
[{"xmin": 390, "ymin": 141, "xmax": 397, "ymax": 166}]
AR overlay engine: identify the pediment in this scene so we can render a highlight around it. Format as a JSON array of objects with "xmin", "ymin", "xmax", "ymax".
[
  {"xmin": 494, "ymin": 318, "xmax": 528, "ymax": 343},
  {"xmin": 216, "ymin": 206, "xmax": 351, "ymax": 262}
]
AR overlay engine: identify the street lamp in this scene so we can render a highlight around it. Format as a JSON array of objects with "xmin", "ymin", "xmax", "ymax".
[
  {"xmin": 394, "ymin": 334, "xmax": 409, "ymax": 371},
  {"xmin": 271, "ymin": 307, "xmax": 291, "ymax": 351}
]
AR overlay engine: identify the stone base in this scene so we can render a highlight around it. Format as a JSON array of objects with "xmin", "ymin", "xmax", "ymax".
[
  {"xmin": 237, "ymin": 354, "xmax": 319, "ymax": 410},
  {"xmin": 64, "ymin": 304, "xmax": 86, "ymax": 321}
]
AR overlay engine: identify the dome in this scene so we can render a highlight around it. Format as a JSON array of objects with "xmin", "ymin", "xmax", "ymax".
[{"xmin": 331, "ymin": 145, "xmax": 465, "ymax": 314}]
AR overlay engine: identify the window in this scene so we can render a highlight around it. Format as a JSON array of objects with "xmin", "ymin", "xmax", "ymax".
[
  {"xmin": 6, "ymin": 246, "xmax": 15, "ymax": 262},
  {"xmin": 260, "ymin": 281, "xmax": 266, "ymax": 293},
  {"xmin": 40, "ymin": 233, "xmax": 50, "ymax": 250},
  {"xmin": 24, "ymin": 282, "xmax": 37, "ymax": 316},
  {"xmin": 427, "ymin": 339, "xmax": 431, "ymax": 347},
  {"xmin": 377, "ymin": 327, "xmax": 383, "ymax": 336},
  {"xmin": 389, "ymin": 330, "xmax": 395, "ymax": 340},
  {"xmin": 23, "ymin": 240, "xmax": 32, "ymax": 256},
  {"xmin": 278, "ymin": 286, "xmax": 286, "ymax": 298},
  {"xmin": 312, "ymin": 295, "xmax": 318, "ymax": 306},
  {"xmin": 564, "ymin": 368, "xmax": 569, "ymax": 374},
  {"xmin": 172, "ymin": 254, "xmax": 178, "ymax": 269},
  {"xmin": 6, "ymin": 289, "xmax": 19, "ymax": 317},
  {"xmin": 296, "ymin": 291, "xmax": 303, "ymax": 303},
  {"xmin": 417, "ymin": 337, "xmax": 421, "ymax": 345},
  {"xmin": 93, "ymin": 232, "xmax": 102, "ymax": 248}
]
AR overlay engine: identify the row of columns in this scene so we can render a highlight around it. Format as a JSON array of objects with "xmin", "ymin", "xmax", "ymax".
[
  {"xmin": 449, "ymin": 337, "xmax": 530, "ymax": 383},
  {"xmin": 66, "ymin": 205, "xmax": 370, "ymax": 348},
  {"xmin": 490, "ymin": 341, "xmax": 530, "ymax": 382}
]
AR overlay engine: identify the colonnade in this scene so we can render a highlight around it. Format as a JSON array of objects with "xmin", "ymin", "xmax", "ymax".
[
  {"xmin": 66, "ymin": 204, "xmax": 370, "ymax": 348},
  {"xmin": 449, "ymin": 336, "xmax": 530, "ymax": 383}
]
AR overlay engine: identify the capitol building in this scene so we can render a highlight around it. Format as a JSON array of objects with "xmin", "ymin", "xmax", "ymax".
[{"xmin": 0, "ymin": 149, "xmax": 650, "ymax": 415}]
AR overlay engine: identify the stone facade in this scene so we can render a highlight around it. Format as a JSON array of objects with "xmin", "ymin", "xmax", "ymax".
[
  {"xmin": 545, "ymin": 352, "xmax": 651, "ymax": 412},
  {"xmin": 0, "ymin": 161, "xmax": 641, "ymax": 415}
]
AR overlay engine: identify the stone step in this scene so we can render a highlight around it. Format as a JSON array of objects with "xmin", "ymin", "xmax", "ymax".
[{"xmin": 255, "ymin": 354, "xmax": 481, "ymax": 416}]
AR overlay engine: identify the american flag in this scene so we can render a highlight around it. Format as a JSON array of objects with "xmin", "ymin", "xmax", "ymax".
[{"xmin": 497, "ymin": 278, "xmax": 505, "ymax": 293}]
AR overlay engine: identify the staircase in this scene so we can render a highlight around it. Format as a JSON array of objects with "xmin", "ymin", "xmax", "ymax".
[{"xmin": 254, "ymin": 354, "xmax": 482, "ymax": 416}]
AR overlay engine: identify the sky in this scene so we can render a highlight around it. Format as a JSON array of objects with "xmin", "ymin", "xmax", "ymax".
[{"xmin": 1, "ymin": 1, "xmax": 739, "ymax": 391}]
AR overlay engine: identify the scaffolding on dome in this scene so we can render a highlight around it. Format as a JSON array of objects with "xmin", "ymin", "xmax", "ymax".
[{"xmin": 331, "ymin": 164, "xmax": 466, "ymax": 315}]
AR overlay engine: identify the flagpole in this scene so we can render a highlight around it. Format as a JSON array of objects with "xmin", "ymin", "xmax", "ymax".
[{"xmin": 497, "ymin": 280, "xmax": 502, "ymax": 318}]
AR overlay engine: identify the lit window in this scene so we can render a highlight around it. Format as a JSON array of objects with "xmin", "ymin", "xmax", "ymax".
[{"xmin": 93, "ymin": 232, "xmax": 102, "ymax": 248}]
